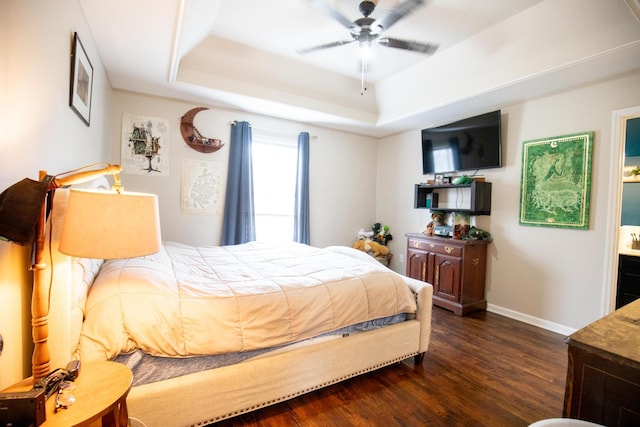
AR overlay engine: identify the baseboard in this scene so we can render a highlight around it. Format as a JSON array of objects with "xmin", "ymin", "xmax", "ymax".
[{"xmin": 487, "ymin": 303, "xmax": 577, "ymax": 336}]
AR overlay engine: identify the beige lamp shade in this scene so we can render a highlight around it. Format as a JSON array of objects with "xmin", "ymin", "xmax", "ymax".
[{"xmin": 59, "ymin": 188, "xmax": 161, "ymax": 259}]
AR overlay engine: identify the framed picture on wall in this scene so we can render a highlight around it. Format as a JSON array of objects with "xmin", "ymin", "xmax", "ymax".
[
  {"xmin": 181, "ymin": 159, "xmax": 223, "ymax": 214},
  {"xmin": 69, "ymin": 32, "xmax": 93, "ymax": 126},
  {"xmin": 121, "ymin": 113, "xmax": 170, "ymax": 176},
  {"xmin": 519, "ymin": 131, "xmax": 594, "ymax": 229}
]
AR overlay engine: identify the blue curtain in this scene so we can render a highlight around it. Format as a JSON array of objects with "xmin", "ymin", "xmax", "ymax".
[
  {"xmin": 294, "ymin": 132, "xmax": 310, "ymax": 244},
  {"xmin": 221, "ymin": 121, "xmax": 256, "ymax": 245}
]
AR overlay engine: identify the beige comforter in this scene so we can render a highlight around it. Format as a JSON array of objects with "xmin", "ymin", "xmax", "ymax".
[{"xmin": 79, "ymin": 242, "xmax": 416, "ymax": 361}]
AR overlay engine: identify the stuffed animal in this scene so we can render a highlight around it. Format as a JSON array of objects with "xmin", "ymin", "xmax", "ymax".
[
  {"xmin": 352, "ymin": 239, "xmax": 368, "ymax": 252},
  {"xmin": 357, "ymin": 228, "xmax": 374, "ymax": 240},
  {"xmin": 352, "ymin": 239, "xmax": 390, "ymax": 257},
  {"xmin": 372, "ymin": 223, "xmax": 393, "ymax": 245},
  {"xmin": 425, "ymin": 221, "xmax": 435, "ymax": 236},
  {"xmin": 368, "ymin": 240, "xmax": 390, "ymax": 256}
]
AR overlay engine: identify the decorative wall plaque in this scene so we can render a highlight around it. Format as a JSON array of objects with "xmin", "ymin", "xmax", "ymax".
[{"xmin": 180, "ymin": 107, "xmax": 224, "ymax": 153}]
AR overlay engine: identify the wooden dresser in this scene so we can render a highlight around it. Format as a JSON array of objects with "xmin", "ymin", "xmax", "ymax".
[
  {"xmin": 405, "ymin": 233, "xmax": 488, "ymax": 316},
  {"xmin": 563, "ymin": 299, "xmax": 640, "ymax": 425}
]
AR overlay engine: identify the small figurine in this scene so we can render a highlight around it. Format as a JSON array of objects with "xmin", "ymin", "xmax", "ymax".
[
  {"xmin": 431, "ymin": 211, "xmax": 445, "ymax": 226},
  {"xmin": 425, "ymin": 221, "xmax": 435, "ymax": 236}
]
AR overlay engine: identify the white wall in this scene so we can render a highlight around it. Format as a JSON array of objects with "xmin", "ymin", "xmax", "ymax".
[
  {"xmin": 377, "ymin": 71, "xmax": 640, "ymax": 333},
  {"xmin": 0, "ymin": 0, "xmax": 113, "ymax": 387},
  {"xmin": 376, "ymin": 0, "xmax": 640, "ymax": 127},
  {"xmin": 110, "ymin": 90, "xmax": 379, "ymax": 249},
  {"xmin": 0, "ymin": 0, "xmax": 378, "ymax": 385},
  {"xmin": 2, "ymin": 0, "xmax": 638, "ymax": 390}
]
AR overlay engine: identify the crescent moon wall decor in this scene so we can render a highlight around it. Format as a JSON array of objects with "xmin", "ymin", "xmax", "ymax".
[{"xmin": 180, "ymin": 107, "xmax": 224, "ymax": 153}]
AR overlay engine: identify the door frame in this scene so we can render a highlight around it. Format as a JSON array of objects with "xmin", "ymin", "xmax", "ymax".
[{"xmin": 603, "ymin": 105, "xmax": 640, "ymax": 314}]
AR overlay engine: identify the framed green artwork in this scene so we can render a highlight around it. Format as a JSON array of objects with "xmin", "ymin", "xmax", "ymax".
[{"xmin": 519, "ymin": 131, "xmax": 594, "ymax": 229}]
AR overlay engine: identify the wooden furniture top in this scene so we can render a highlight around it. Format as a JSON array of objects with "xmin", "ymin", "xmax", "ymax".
[
  {"xmin": 567, "ymin": 298, "xmax": 640, "ymax": 367},
  {"xmin": 405, "ymin": 233, "xmax": 489, "ymax": 247},
  {"xmin": 2, "ymin": 361, "xmax": 132, "ymax": 427}
]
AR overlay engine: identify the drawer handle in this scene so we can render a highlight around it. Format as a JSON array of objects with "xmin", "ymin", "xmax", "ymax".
[
  {"xmin": 445, "ymin": 246, "xmax": 453, "ymax": 254},
  {"xmin": 429, "ymin": 244, "xmax": 435, "ymax": 248},
  {"xmin": 472, "ymin": 258, "xmax": 480, "ymax": 266},
  {"xmin": 413, "ymin": 241, "xmax": 420, "ymax": 248}
]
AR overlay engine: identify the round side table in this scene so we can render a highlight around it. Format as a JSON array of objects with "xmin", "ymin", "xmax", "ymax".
[{"xmin": 2, "ymin": 361, "xmax": 132, "ymax": 427}]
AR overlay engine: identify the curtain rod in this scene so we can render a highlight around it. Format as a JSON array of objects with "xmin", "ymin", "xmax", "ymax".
[{"xmin": 229, "ymin": 121, "xmax": 317, "ymax": 139}]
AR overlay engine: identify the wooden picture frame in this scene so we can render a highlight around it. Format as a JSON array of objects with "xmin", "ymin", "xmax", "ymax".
[
  {"xmin": 519, "ymin": 131, "xmax": 594, "ymax": 229},
  {"xmin": 69, "ymin": 32, "xmax": 93, "ymax": 126}
]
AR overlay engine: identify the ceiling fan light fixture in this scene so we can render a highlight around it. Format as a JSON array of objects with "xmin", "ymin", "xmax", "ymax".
[
  {"xmin": 359, "ymin": 0, "xmax": 378, "ymax": 18},
  {"xmin": 301, "ymin": 0, "xmax": 435, "ymax": 93},
  {"xmin": 359, "ymin": 39, "xmax": 373, "ymax": 61}
]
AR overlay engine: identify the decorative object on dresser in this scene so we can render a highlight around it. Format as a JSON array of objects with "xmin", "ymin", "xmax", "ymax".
[
  {"xmin": 406, "ymin": 233, "xmax": 488, "ymax": 316},
  {"xmin": 453, "ymin": 212, "xmax": 471, "ymax": 239},
  {"xmin": 424, "ymin": 211, "xmax": 443, "ymax": 236},
  {"xmin": 563, "ymin": 298, "xmax": 640, "ymax": 426}
]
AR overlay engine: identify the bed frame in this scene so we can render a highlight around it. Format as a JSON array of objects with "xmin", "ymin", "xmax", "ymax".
[{"xmin": 41, "ymin": 179, "xmax": 433, "ymax": 426}]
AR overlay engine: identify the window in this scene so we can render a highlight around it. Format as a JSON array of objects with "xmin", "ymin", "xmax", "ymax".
[{"xmin": 252, "ymin": 134, "xmax": 297, "ymax": 242}]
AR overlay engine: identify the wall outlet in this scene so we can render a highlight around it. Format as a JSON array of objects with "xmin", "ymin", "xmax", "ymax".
[{"xmin": 398, "ymin": 254, "xmax": 405, "ymax": 263}]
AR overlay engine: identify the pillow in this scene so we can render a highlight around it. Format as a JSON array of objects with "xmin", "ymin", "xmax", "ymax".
[{"xmin": 69, "ymin": 256, "xmax": 104, "ymax": 357}]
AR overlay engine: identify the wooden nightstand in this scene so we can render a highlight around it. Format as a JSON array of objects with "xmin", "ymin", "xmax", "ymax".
[{"xmin": 2, "ymin": 361, "xmax": 132, "ymax": 427}]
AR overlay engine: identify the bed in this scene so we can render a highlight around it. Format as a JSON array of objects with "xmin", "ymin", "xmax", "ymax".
[{"xmin": 42, "ymin": 178, "xmax": 433, "ymax": 426}]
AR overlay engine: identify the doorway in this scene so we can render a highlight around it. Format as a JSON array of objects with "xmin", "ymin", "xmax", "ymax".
[{"xmin": 603, "ymin": 106, "xmax": 640, "ymax": 314}]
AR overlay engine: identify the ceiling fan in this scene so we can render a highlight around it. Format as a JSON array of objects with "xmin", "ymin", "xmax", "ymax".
[{"xmin": 299, "ymin": 0, "xmax": 439, "ymax": 93}]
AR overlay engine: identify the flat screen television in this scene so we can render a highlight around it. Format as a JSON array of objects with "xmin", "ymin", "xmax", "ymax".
[{"xmin": 421, "ymin": 110, "xmax": 502, "ymax": 175}]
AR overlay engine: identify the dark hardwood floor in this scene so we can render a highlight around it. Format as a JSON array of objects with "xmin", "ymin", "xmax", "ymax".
[{"xmin": 213, "ymin": 307, "xmax": 569, "ymax": 426}]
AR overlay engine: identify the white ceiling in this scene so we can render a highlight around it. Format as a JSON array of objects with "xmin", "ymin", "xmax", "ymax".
[
  {"xmin": 80, "ymin": 0, "xmax": 640, "ymax": 137},
  {"xmin": 204, "ymin": 0, "xmax": 542, "ymax": 83}
]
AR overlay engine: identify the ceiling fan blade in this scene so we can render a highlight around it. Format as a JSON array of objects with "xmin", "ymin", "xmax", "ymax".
[
  {"xmin": 373, "ymin": 0, "xmax": 425, "ymax": 33},
  {"xmin": 378, "ymin": 37, "xmax": 438, "ymax": 54},
  {"xmin": 305, "ymin": 0, "xmax": 357, "ymax": 31},
  {"xmin": 297, "ymin": 39, "xmax": 356, "ymax": 54}
]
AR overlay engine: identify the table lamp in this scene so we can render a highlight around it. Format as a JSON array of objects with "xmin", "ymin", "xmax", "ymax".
[{"xmin": 0, "ymin": 163, "xmax": 161, "ymax": 380}]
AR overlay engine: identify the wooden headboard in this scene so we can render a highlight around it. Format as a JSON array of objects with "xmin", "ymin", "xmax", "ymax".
[{"xmin": 41, "ymin": 177, "xmax": 109, "ymax": 374}]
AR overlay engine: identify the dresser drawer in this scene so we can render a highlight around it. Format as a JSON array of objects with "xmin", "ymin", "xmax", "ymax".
[{"xmin": 407, "ymin": 239, "xmax": 462, "ymax": 257}]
